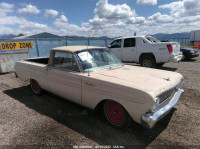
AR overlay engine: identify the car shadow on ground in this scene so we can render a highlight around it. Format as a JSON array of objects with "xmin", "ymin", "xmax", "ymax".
[
  {"xmin": 0, "ymin": 72, "xmax": 12, "ymax": 76},
  {"xmin": 181, "ymin": 59, "xmax": 197, "ymax": 62},
  {"xmin": 4, "ymin": 85, "xmax": 175, "ymax": 147},
  {"xmin": 158, "ymin": 66, "xmax": 177, "ymax": 72}
]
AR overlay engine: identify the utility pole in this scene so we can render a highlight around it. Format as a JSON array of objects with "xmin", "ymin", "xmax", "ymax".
[{"xmin": 35, "ymin": 30, "xmax": 40, "ymax": 57}]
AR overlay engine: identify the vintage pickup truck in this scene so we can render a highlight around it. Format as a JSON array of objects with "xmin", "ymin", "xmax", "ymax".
[
  {"xmin": 108, "ymin": 36, "xmax": 183, "ymax": 68},
  {"xmin": 15, "ymin": 46, "xmax": 184, "ymax": 128}
]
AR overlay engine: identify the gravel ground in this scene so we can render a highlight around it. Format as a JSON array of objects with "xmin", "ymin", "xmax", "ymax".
[{"xmin": 0, "ymin": 54, "xmax": 200, "ymax": 149}]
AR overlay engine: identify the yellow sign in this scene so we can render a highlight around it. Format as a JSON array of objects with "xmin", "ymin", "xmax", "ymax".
[{"xmin": 0, "ymin": 41, "xmax": 33, "ymax": 51}]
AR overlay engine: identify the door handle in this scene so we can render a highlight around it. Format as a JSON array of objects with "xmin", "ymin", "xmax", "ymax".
[
  {"xmin": 84, "ymin": 82, "xmax": 94, "ymax": 86},
  {"xmin": 131, "ymin": 49, "xmax": 135, "ymax": 51}
]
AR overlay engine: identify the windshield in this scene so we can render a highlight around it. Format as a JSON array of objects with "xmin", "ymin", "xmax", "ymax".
[
  {"xmin": 76, "ymin": 48, "xmax": 122, "ymax": 72},
  {"xmin": 145, "ymin": 36, "xmax": 161, "ymax": 43}
]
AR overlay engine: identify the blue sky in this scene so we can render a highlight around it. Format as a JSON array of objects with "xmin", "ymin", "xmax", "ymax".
[{"xmin": 0, "ymin": 0, "xmax": 200, "ymax": 37}]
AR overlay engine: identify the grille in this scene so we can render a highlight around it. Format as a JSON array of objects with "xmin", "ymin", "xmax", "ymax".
[{"xmin": 158, "ymin": 87, "xmax": 176, "ymax": 104}]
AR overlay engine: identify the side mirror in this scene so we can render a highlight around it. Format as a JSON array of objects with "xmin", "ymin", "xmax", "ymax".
[{"xmin": 107, "ymin": 45, "xmax": 111, "ymax": 48}]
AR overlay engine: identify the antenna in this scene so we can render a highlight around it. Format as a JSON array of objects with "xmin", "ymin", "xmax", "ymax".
[{"xmin": 87, "ymin": 35, "xmax": 90, "ymax": 76}]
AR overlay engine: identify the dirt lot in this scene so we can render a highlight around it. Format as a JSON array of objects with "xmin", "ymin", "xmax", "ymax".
[{"xmin": 0, "ymin": 55, "xmax": 200, "ymax": 148}]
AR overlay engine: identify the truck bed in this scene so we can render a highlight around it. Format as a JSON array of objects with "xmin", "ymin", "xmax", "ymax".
[{"xmin": 26, "ymin": 57, "xmax": 49, "ymax": 64}]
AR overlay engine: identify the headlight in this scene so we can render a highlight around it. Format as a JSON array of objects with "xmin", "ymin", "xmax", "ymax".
[
  {"xmin": 190, "ymin": 50, "xmax": 195, "ymax": 54},
  {"xmin": 151, "ymin": 97, "xmax": 160, "ymax": 113}
]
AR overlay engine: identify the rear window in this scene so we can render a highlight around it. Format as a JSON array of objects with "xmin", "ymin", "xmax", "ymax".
[
  {"xmin": 145, "ymin": 36, "xmax": 161, "ymax": 43},
  {"xmin": 52, "ymin": 51, "xmax": 79, "ymax": 72}
]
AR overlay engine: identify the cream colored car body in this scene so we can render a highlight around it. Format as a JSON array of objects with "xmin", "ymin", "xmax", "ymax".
[{"xmin": 15, "ymin": 46, "xmax": 184, "ymax": 128}]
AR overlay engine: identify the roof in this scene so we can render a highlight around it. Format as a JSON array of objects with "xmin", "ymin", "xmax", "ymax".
[{"xmin": 52, "ymin": 46, "xmax": 105, "ymax": 52}]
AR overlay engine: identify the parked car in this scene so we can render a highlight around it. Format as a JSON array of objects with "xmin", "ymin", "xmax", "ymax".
[
  {"xmin": 15, "ymin": 46, "xmax": 184, "ymax": 128},
  {"xmin": 108, "ymin": 36, "xmax": 183, "ymax": 68},
  {"xmin": 180, "ymin": 47, "xmax": 199, "ymax": 60}
]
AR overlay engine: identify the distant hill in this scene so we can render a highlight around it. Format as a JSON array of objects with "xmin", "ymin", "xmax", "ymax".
[
  {"xmin": 0, "ymin": 32, "xmax": 191, "ymax": 40},
  {"xmin": 0, "ymin": 34, "xmax": 17, "ymax": 39},
  {"xmin": 64, "ymin": 33, "xmax": 191, "ymax": 39},
  {"xmin": 28, "ymin": 32, "xmax": 63, "ymax": 38},
  {"xmin": 152, "ymin": 32, "xmax": 190, "ymax": 39},
  {"xmin": 63, "ymin": 35, "xmax": 114, "ymax": 39}
]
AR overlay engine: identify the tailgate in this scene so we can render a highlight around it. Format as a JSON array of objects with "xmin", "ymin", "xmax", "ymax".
[{"xmin": 172, "ymin": 43, "xmax": 181, "ymax": 55}]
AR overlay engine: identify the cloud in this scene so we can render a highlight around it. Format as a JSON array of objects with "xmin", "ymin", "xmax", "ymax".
[
  {"xmin": 0, "ymin": 25, "xmax": 22, "ymax": 35},
  {"xmin": 54, "ymin": 15, "xmax": 89, "ymax": 36},
  {"xmin": 0, "ymin": 2, "xmax": 14, "ymax": 16},
  {"xmin": 54, "ymin": 15, "xmax": 68, "ymax": 26},
  {"xmin": 17, "ymin": 21, "xmax": 58, "ymax": 35},
  {"xmin": 18, "ymin": 4, "xmax": 40, "ymax": 15},
  {"xmin": 136, "ymin": 0, "xmax": 157, "ymax": 5},
  {"xmin": 159, "ymin": 0, "xmax": 200, "ymax": 17},
  {"xmin": 0, "ymin": 16, "xmax": 27, "ymax": 25},
  {"xmin": 86, "ymin": 0, "xmax": 145, "ymax": 32},
  {"xmin": 20, "ymin": 22, "xmax": 49, "ymax": 30},
  {"xmin": 57, "ymin": 15, "xmax": 68, "ymax": 22},
  {"xmin": 1, "ymin": 0, "xmax": 200, "ymax": 38},
  {"xmin": 94, "ymin": 0, "xmax": 136, "ymax": 19},
  {"xmin": 147, "ymin": 12, "xmax": 174, "ymax": 23},
  {"xmin": 44, "ymin": 9, "xmax": 59, "ymax": 18},
  {"xmin": 0, "ymin": 4, "xmax": 56, "ymax": 36},
  {"xmin": 0, "ymin": 2, "xmax": 14, "ymax": 9}
]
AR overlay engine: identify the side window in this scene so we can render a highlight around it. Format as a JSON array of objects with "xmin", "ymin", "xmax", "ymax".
[
  {"xmin": 53, "ymin": 51, "xmax": 79, "ymax": 72},
  {"xmin": 124, "ymin": 38, "xmax": 135, "ymax": 47},
  {"xmin": 110, "ymin": 39, "xmax": 122, "ymax": 48}
]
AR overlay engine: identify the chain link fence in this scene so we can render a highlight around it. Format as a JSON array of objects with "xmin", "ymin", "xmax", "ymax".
[{"xmin": 0, "ymin": 37, "xmax": 190, "ymax": 58}]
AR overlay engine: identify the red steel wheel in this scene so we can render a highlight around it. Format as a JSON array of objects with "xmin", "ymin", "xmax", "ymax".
[
  {"xmin": 104, "ymin": 101, "xmax": 127, "ymax": 127},
  {"xmin": 30, "ymin": 79, "xmax": 42, "ymax": 95}
]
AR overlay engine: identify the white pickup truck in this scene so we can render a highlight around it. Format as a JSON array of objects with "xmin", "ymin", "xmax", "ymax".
[{"xmin": 108, "ymin": 36, "xmax": 183, "ymax": 68}]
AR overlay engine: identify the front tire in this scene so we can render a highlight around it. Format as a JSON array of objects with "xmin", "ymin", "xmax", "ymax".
[
  {"xmin": 30, "ymin": 79, "xmax": 42, "ymax": 95},
  {"xmin": 182, "ymin": 54, "xmax": 189, "ymax": 60},
  {"xmin": 140, "ymin": 56, "xmax": 156, "ymax": 68},
  {"xmin": 103, "ymin": 100, "xmax": 132, "ymax": 128}
]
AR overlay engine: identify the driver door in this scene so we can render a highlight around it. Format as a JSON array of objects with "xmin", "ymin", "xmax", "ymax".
[
  {"xmin": 46, "ymin": 51, "xmax": 82, "ymax": 104},
  {"xmin": 109, "ymin": 39, "xmax": 122, "ymax": 60}
]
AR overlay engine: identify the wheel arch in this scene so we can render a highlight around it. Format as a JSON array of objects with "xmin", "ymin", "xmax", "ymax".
[
  {"xmin": 94, "ymin": 99, "xmax": 135, "ymax": 122},
  {"xmin": 139, "ymin": 53, "xmax": 156, "ymax": 63},
  {"xmin": 30, "ymin": 78, "xmax": 42, "ymax": 95},
  {"xmin": 94, "ymin": 99, "xmax": 109, "ymax": 111}
]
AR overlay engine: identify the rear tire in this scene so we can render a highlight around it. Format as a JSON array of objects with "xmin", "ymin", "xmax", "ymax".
[
  {"xmin": 103, "ymin": 100, "xmax": 132, "ymax": 128},
  {"xmin": 30, "ymin": 79, "xmax": 42, "ymax": 95},
  {"xmin": 140, "ymin": 56, "xmax": 156, "ymax": 68}
]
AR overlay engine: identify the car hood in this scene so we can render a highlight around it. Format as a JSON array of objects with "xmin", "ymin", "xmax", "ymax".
[{"xmin": 89, "ymin": 65, "xmax": 183, "ymax": 98}]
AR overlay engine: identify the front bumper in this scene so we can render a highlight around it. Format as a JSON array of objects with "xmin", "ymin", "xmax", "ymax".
[
  {"xmin": 141, "ymin": 89, "xmax": 184, "ymax": 128},
  {"xmin": 187, "ymin": 53, "xmax": 199, "ymax": 58},
  {"xmin": 169, "ymin": 54, "xmax": 183, "ymax": 62}
]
